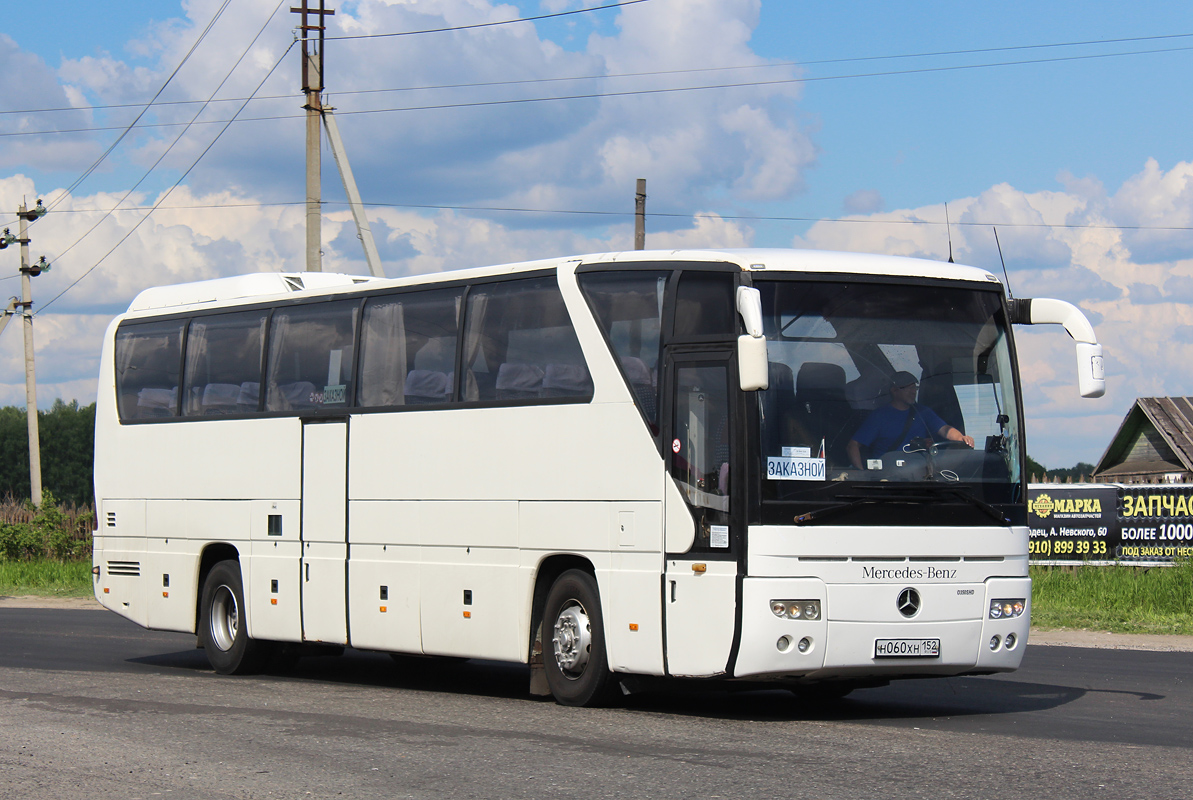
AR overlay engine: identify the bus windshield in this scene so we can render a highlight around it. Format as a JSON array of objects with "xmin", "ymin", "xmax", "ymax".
[{"xmin": 755, "ymin": 279, "xmax": 1022, "ymax": 520}]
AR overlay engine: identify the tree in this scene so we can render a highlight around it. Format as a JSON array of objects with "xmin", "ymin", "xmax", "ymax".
[{"xmin": 0, "ymin": 401, "xmax": 96, "ymax": 506}]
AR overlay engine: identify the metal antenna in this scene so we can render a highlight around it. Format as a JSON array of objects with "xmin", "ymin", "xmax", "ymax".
[
  {"xmin": 945, "ymin": 202, "xmax": 954, "ymax": 263},
  {"xmin": 993, "ymin": 226, "xmax": 1014, "ymax": 298}
]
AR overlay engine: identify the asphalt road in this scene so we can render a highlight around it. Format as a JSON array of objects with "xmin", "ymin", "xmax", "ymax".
[{"xmin": 1, "ymin": 608, "xmax": 1190, "ymax": 800}]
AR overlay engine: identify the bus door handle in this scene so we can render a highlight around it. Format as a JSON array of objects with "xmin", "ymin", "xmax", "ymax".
[
  {"xmin": 670, "ymin": 580, "xmax": 676, "ymax": 603},
  {"xmin": 305, "ymin": 563, "xmax": 310, "ymax": 582}
]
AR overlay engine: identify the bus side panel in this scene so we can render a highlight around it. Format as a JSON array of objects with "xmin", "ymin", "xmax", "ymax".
[
  {"xmin": 94, "ymin": 499, "xmax": 147, "ymax": 626},
  {"xmin": 348, "ymin": 500, "xmax": 423, "ymax": 653},
  {"xmin": 417, "ymin": 501, "xmax": 521, "ymax": 661},
  {"xmin": 144, "ymin": 536, "xmax": 199, "ymax": 633},
  {"xmin": 520, "ymin": 501, "xmax": 665, "ymax": 676},
  {"xmin": 98, "ymin": 418, "xmax": 302, "ymax": 502},
  {"xmin": 247, "ymin": 499, "xmax": 302, "ymax": 643},
  {"xmin": 347, "ymin": 543, "xmax": 422, "ymax": 653}
]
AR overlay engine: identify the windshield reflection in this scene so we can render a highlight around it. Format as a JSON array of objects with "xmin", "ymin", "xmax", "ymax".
[{"xmin": 755, "ymin": 279, "xmax": 1022, "ymax": 517}]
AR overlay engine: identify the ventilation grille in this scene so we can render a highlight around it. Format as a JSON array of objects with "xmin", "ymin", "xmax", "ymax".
[
  {"xmin": 283, "ymin": 276, "xmax": 305, "ymax": 292},
  {"xmin": 106, "ymin": 560, "xmax": 141, "ymax": 577},
  {"xmin": 106, "ymin": 512, "xmax": 117, "ymax": 527}
]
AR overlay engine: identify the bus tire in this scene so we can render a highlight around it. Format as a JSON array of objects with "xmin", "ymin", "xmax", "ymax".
[
  {"xmin": 199, "ymin": 559, "xmax": 270, "ymax": 675},
  {"xmin": 542, "ymin": 569, "xmax": 615, "ymax": 707}
]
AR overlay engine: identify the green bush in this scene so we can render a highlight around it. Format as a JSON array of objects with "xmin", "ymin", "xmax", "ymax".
[{"xmin": 0, "ymin": 492, "xmax": 92, "ymax": 563}]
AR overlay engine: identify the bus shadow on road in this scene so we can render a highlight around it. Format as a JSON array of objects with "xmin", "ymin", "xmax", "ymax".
[{"xmin": 131, "ymin": 646, "xmax": 1102, "ymax": 721}]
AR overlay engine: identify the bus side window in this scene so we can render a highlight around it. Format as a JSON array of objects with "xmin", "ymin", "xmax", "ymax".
[
  {"xmin": 462, "ymin": 276, "xmax": 591, "ymax": 404},
  {"xmin": 182, "ymin": 311, "xmax": 269, "ymax": 417},
  {"xmin": 115, "ymin": 320, "xmax": 184, "ymax": 421},
  {"xmin": 577, "ymin": 270, "xmax": 668, "ymax": 433},
  {"xmin": 264, "ymin": 300, "xmax": 359, "ymax": 412},
  {"xmin": 358, "ymin": 288, "xmax": 462, "ymax": 407}
]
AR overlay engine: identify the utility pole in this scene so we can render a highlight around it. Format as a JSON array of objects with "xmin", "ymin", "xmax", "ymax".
[
  {"xmin": 292, "ymin": 1, "xmax": 335, "ymax": 272},
  {"xmin": 1, "ymin": 201, "xmax": 50, "ymax": 507},
  {"xmin": 634, "ymin": 178, "xmax": 646, "ymax": 250}
]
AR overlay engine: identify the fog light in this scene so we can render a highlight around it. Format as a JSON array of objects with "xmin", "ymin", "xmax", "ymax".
[
  {"xmin": 989, "ymin": 635, "xmax": 1001, "ymax": 651},
  {"xmin": 797, "ymin": 637, "xmax": 812, "ymax": 653},
  {"xmin": 1004, "ymin": 633, "xmax": 1017, "ymax": 650},
  {"xmin": 777, "ymin": 635, "xmax": 793, "ymax": 652}
]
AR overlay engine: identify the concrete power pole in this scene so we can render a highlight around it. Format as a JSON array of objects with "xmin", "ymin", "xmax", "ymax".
[
  {"xmin": 634, "ymin": 178, "xmax": 646, "ymax": 250},
  {"xmin": 292, "ymin": 1, "xmax": 335, "ymax": 273},
  {"xmin": 2, "ymin": 201, "xmax": 50, "ymax": 507}
]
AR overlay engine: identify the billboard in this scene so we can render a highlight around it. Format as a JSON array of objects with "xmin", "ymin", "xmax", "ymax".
[{"xmin": 1027, "ymin": 484, "xmax": 1193, "ymax": 565}]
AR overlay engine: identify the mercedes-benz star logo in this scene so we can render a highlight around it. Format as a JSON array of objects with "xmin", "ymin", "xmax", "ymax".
[{"xmin": 897, "ymin": 588, "xmax": 921, "ymax": 618}]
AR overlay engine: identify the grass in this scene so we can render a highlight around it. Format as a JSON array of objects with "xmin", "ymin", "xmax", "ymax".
[
  {"xmin": 3, "ymin": 558, "xmax": 1192, "ymax": 636},
  {"xmin": 0, "ymin": 559, "xmax": 94, "ymax": 598},
  {"xmin": 1029, "ymin": 562, "xmax": 1193, "ymax": 635}
]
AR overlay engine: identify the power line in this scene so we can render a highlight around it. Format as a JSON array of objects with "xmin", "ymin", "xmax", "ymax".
[
  {"xmin": 6, "ymin": 41, "xmax": 1191, "ymax": 140},
  {"xmin": 326, "ymin": 0, "xmax": 650, "ymax": 41},
  {"xmin": 47, "ymin": 1, "xmax": 292, "ymax": 267},
  {"xmin": 23, "ymin": 197, "xmax": 1193, "ymax": 232},
  {"xmin": 37, "ymin": 41, "xmax": 298, "ymax": 315},
  {"xmin": 10, "ymin": 29, "xmax": 1193, "ymax": 118},
  {"xmin": 41, "ymin": 0, "xmax": 235, "ymax": 214}
]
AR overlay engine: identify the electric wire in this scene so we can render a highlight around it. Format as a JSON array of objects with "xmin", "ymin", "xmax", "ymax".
[
  {"xmin": 47, "ymin": 0, "xmax": 291, "ymax": 267},
  {"xmin": 8, "ymin": 29, "xmax": 1193, "ymax": 118},
  {"xmin": 37, "ymin": 40, "xmax": 298, "ymax": 315},
  {"xmin": 5, "ymin": 41, "xmax": 1191, "ymax": 140},
  {"xmin": 26, "ymin": 197, "xmax": 1193, "ymax": 232},
  {"xmin": 325, "ymin": 0, "xmax": 650, "ymax": 41},
  {"xmin": 40, "ymin": 0, "xmax": 235, "ymax": 214}
]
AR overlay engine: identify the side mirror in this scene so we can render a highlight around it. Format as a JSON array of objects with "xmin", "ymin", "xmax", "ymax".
[
  {"xmin": 736, "ymin": 286, "xmax": 768, "ymax": 391},
  {"xmin": 1010, "ymin": 297, "xmax": 1105, "ymax": 398}
]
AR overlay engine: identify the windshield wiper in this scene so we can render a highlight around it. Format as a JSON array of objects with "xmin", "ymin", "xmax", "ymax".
[{"xmin": 792, "ymin": 484, "xmax": 1009, "ymax": 526}]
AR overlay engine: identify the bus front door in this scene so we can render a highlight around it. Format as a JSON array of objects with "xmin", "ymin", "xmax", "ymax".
[
  {"xmin": 300, "ymin": 418, "xmax": 349, "ymax": 645},
  {"xmin": 662, "ymin": 351, "xmax": 741, "ymax": 677}
]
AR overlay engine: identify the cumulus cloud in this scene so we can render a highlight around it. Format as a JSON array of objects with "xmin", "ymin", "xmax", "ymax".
[{"xmin": 843, "ymin": 189, "xmax": 883, "ymax": 214}]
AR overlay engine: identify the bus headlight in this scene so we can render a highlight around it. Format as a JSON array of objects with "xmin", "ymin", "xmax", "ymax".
[
  {"xmin": 989, "ymin": 598, "xmax": 1025, "ymax": 619},
  {"xmin": 770, "ymin": 599, "xmax": 821, "ymax": 620}
]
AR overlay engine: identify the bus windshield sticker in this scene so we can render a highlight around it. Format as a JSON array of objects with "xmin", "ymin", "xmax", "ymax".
[
  {"xmin": 672, "ymin": 438, "xmax": 682, "ymax": 453},
  {"xmin": 767, "ymin": 456, "xmax": 826, "ymax": 481},
  {"xmin": 710, "ymin": 525, "xmax": 729, "ymax": 548},
  {"xmin": 782, "ymin": 446, "xmax": 811, "ymax": 458}
]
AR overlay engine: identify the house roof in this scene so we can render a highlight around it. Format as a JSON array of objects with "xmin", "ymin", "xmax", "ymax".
[{"xmin": 1094, "ymin": 397, "xmax": 1193, "ymax": 477}]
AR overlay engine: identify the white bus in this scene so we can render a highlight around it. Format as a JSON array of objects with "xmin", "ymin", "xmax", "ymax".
[{"xmin": 92, "ymin": 248, "xmax": 1104, "ymax": 705}]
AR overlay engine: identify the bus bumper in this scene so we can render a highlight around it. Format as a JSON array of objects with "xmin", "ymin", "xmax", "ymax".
[{"xmin": 733, "ymin": 577, "xmax": 1031, "ymax": 680}]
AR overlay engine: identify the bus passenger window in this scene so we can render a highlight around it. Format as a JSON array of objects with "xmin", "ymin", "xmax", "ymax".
[
  {"xmin": 182, "ymin": 311, "xmax": 268, "ymax": 416},
  {"xmin": 578, "ymin": 271, "xmax": 668, "ymax": 431},
  {"xmin": 462, "ymin": 276, "xmax": 591, "ymax": 404},
  {"xmin": 115, "ymin": 320, "xmax": 184, "ymax": 421},
  {"xmin": 359, "ymin": 288, "xmax": 461, "ymax": 407},
  {"xmin": 264, "ymin": 300, "xmax": 359, "ymax": 412}
]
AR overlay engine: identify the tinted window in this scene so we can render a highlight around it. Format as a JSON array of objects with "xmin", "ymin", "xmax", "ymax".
[
  {"xmin": 264, "ymin": 300, "xmax": 359, "ymax": 412},
  {"xmin": 115, "ymin": 320, "xmax": 184, "ymax": 420},
  {"xmin": 673, "ymin": 272, "xmax": 735, "ymax": 338},
  {"xmin": 182, "ymin": 311, "xmax": 268, "ymax": 416},
  {"xmin": 359, "ymin": 288, "xmax": 461, "ymax": 407},
  {"xmin": 462, "ymin": 276, "xmax": 591, "ymax": 403},
  {"xmin": 578, "ymin": 270, "xmax": 667, "ymax": 430}
]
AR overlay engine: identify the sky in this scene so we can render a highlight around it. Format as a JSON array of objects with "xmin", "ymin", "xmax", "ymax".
[{"xmin": 2, "ymin": 0, "xmax": 1192, "ymax": 469}]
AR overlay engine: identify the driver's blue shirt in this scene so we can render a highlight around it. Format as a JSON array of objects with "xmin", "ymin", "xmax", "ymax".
[{"xmin": 851, "ymin": 403, "xmax": 947, "ymax": 457}]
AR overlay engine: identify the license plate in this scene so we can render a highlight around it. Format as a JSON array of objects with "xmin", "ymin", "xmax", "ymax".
[{"xmin": 874, "ymin": 638, "xmax": 941, "ymax": 658}]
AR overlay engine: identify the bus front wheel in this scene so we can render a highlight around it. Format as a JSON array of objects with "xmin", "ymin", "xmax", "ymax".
[
  {"xmin": 542, "ymin": 569, "xmax": 615, "ymax": 707},
  {"xmin": 199, "ymin": 559, "xmax": 270, "ymax": 674}
]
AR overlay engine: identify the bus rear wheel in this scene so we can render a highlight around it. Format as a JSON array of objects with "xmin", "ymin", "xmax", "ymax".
[
  {"xmin": 542, "ymin": 569, "xmax": 615, "ymax": 707},
  {"xmin": 199, "ymin": 559, "xmax": 271, "ymax": 674}
]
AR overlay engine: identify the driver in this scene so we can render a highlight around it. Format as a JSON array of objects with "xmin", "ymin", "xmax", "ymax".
[{"xmin": 846, "ymin": 371, "xmax": 975, "ymax": 469}]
